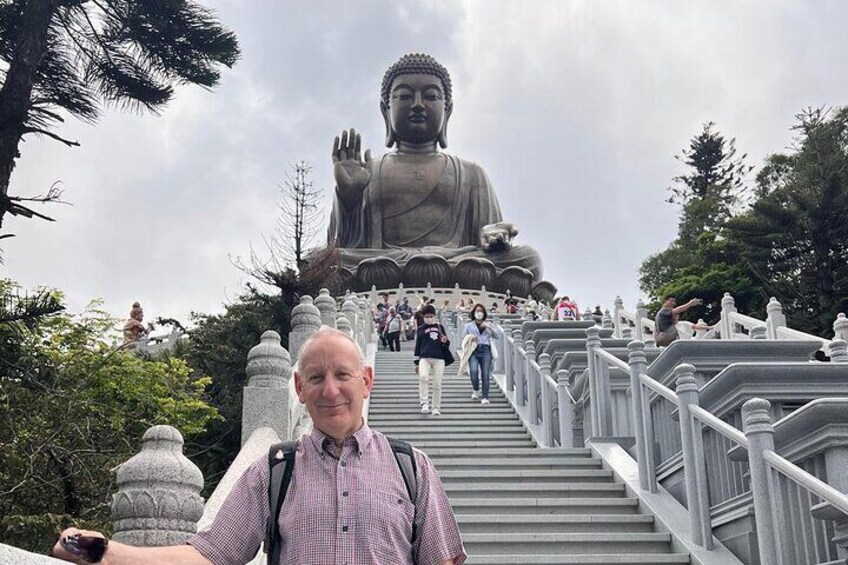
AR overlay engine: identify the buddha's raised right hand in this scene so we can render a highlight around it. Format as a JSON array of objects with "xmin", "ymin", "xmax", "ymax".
[{"xmin": 332, "ymin": 128, "xmax": 372, "ymax": 209}]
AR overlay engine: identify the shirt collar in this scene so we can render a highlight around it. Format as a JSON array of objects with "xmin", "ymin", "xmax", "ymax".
[{"xmin": 309, "ymin": 423, "xmax": 374, "ymax": 456}]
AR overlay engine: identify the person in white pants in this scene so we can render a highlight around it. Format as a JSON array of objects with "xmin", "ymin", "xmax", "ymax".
[{"xmin": 414, "ymin": 304, "xmax": 451, "ymax": 415}]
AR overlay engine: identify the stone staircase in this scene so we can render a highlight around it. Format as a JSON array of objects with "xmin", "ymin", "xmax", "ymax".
[{"xmin": 368, "ymin": 349, "xmax": 691, "ymax": 564}]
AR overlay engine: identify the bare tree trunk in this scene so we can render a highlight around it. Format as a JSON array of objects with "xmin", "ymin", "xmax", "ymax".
[{"xmin": 0, "ymin": 0, "xmax": 58, "ymax": 228}]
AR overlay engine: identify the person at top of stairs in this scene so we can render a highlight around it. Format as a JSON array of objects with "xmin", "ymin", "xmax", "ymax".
[
  {"xmin": 463, "ymin": 304, "xmax": 502, "ymax": 405},
  {"xmin": 414, "ymin": 304, "xmax": 452, "ymax": 416}
]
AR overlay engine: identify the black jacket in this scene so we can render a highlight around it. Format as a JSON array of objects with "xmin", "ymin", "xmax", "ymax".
[{"xmin": 414, "ymin": 323, "xmax": 450, "ymax": 365}]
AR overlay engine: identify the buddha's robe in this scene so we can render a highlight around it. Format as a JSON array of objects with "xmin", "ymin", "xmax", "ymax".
[{"xmin": 328, "ymin": 153, "xmax": 542, "ymax": 280}]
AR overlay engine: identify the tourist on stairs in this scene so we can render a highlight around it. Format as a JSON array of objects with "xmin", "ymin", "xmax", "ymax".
[
  {"xmin": 463, "ymin": 304, "xmax": 502, "ymax": 405},
  {"xmin": 383, "ymin": 306, "xmax": 403, "ymax": 351},
  {"xmin": 414, "ymin": 304, "xmax": 452, "ymax": 415}
]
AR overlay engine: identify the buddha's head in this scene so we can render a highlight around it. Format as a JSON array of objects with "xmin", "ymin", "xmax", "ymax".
[{"xmin": 381, "ymin": 53, "xmax": 453, "ymax": 149}]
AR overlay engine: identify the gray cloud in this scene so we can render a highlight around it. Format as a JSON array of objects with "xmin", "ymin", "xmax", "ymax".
[{"xmin": 5, "ymin": 0, "xmax": 848, "ymax": 327}]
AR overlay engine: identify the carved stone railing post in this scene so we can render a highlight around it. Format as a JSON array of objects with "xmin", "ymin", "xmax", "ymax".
[
  {"xmin": 556, "ymin": 369, "xmax": 574, "ymax": 448},
  {"xmin": 314, "ymin": 288, "xmax": 337, "ymax": 328},
  {"xmin": 538, "ymin": 352, "xmax": 554, "ymax": 447},
  {"xmin": 834, "ymin": 313, "xmax": 848, "ymax": 342},
  {"xmin": 111, "ymin": 426, "xmax": 204, "ymax": 546},
  {"xmin": 355, "ymin": 296, "xmax": 370, "ymax": 348},
  {"xmin": 742, "ymin": 398, "xmax": 780, "ymax": 565},
  {"xmin": 336, "ymin": 313, "xmax": 353, "ymax": 337},
  {"xmin": 369, "ymin": 285, "xmax": 378, "ymax": 306},
  {"xmin": 675, "ymin": 364, "xmax": 713, "ymax": 548},
  {"xmin": 525, "ymin": 340, "xmax": 538, "ymax": 423},
  {"xmin": 635, "ymin": 299, "xmax": 648, "ymax": 343},
  {"xmin": 242, "ymin": 331, "xmax": 291, "ymax": 444},
  {"xmin": 829, "ymin": 339, "xmax": 848, "ymax": 363},
  {"xmin": 602, "ymin": 309, "xmax": 613, "ymax": 330},
  {"xmin": 480, "ymin": 285, "xmax": 489, "ymax": 309},
  {"xmin": 622, "ymin": 326, "xmax": 633, "ymax": 340},
  {"xmin": 396, "ymin": 282, "xmax": 406, "ymax": 305},
  {"xmin": 765, "ymin": 297, "xmax": 787, "ymax": 339},
  {"xmin": 585, "ymin": 326, "xmax": 602, "ymax": 438},
  {"xmin": 627, "ymin": 340, "xmax": 654, "ymax": 492},
  {"xmin": 721, "ymin": 292, "xmax": 737, "ymax": 339},
  {"xmin": 515, "ymin": 343, "xmax": 527, "ymax": 407},
  {"xmin": 289, "ymin": 296, "xmax": 321, "ymax": 363},
  {"xmin": 613, "ymin": 296, "xmax": 624, "ymax": 338},
  {"xmin": 342, "ymin": 297, "xmax": 359, "ymax": 340},
  {"xmin": 504, "ymin": 328, "xmax": 515, "ymax": 392}
]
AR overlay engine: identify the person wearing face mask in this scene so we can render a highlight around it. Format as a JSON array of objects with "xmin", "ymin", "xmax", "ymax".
[
  {"xmin": 463, "ymin": 304, "xmax": 502, "ymax": 404},
  {"xmin": 414, "ymin": 304, "xmax": 452, "ymax": 415}
]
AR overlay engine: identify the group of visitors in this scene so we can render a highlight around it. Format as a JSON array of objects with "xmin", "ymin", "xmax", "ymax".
[{"xmin": 413, "ymin": 302, "xmax": 502, "ymax": 416}]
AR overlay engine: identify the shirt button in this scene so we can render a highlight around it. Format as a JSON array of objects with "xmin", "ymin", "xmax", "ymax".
[
  {"xmin": 342, "ymin": 491, "xmax": 349, "ymax": 497},
  {"xmin": 340, "ymin": 460, "xmax": 347, "ymax": 467},
  {"xmin": 342, "ymin": 525, "xmax": 349, "ymax": 532}
]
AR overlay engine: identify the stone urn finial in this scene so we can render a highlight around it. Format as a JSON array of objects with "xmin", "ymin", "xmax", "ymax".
[
  {"xmin": 111, "ymin": 425, "xmax": 204, "ymax": 546},
  {"xmin": 246, "ymin": 330, "xmax": 291, "ymax": 387},
  {"xmin": 289, "ymin": 296, "xmax": 322, "ymax": 362},
  {"xmin": 314, "ymin": 288, "xmax": 338, "ymax": 328}
]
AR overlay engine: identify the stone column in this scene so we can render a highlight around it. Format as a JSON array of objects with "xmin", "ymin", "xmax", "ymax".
[
  {"xmin": 602, "ymin": 309, "xmax": 613, "ymax": 330},
  {"xmin": 765, "ymin": 297, "xmax": 787, "ymax": 339},
  {"xmin": 721, "ymin": 293, "xmax": 737, "ymax": 339},
  {"xmin": 288, "ymin": 296, "xmax": 322, "ymax": 363},
  {"xmin": 242, "ymin": 330, "xmax": 291, "ymax": 444},
  {"xmin": 314, "ymin": 288, "xmax": 337, "ymax": 328},
  {"xmin": 336, "ymin": 313, "xmax": 353, "ymax": 337},
  {"xmin": 834, "ymin": 313, "xmax": 848, "ymax": 342},
  {"xmin": 556, "ymin": 369, "xmax": 574, "ymax": 448},
  {"xmin": 585, "ymin": 326, "xmax": 602, "ymax": 437},
  {"xmin": 613, "ymin": 296, "xmax": 624, "ymax": 338},
  {"xmin": 111, "ymin": 426, "xmax": 204, "ymax": 546},
  {"xmin": 538, "ymin": 352, "xmax": 554, "ymax": 447},
  {"xmin": 828, "ymin": 339, "xmax": 848, "ymax": 362},
  {"xmin": 742, "ymin": 398, "xmax": 780, "ymax": 565},
  {"xmin": 635, "ymin": 299, "xmax": 648, "ymax": 342},
  {"xmin": 627, "ymin": 340, "xmax": 653, "ymax": 492},
  {"xmin": 356, "ymin": 296, "xmax": 371, "ymax": 348}
]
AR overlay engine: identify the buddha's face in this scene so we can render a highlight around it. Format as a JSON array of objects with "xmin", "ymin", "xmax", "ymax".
[{"xmin": 385, "ymin": 73, "xmax": 448, "ymax": 144}]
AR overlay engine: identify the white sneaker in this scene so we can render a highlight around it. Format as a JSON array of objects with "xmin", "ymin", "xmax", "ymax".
[
  {"xmin": 481, "ymin": 398, "xmax": 491, "ymax": 405},
  {"xmin": 471, "ymin": 391, "xmax": 481, "ymax": 400},
  {"xmin": 432, "ymin": 408, "xmax": 441, "ymax": 416},
  {"xmin": 420, "ymin": 403, "xmax": 430, "ymax": 414}
]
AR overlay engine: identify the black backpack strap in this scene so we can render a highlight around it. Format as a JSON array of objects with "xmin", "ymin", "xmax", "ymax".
[
  {"xmin": 266, "ymin": 440, "xmax": 297, "ymax": 565},
  {"xmin": 387, "ymin": 437, "xmax": 419, "ymax": 550}
]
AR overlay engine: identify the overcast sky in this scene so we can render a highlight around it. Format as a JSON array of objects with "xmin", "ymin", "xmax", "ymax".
[{"xmin": 5, "ymin": 0, "xmax": 848, "ymax": 328}]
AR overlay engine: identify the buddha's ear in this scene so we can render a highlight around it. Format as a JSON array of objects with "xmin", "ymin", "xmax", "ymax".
[
  {"xmin": 380, "ymin": 100, "xmax": 396, "ymax": 148},
  {"xmin": 438, "ymin": 102, "xmax": 453, "ymax": 149}
]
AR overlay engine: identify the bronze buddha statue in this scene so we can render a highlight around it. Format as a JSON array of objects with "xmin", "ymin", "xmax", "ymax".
[{"xmin": 327, "ymin": 53, "xmax": 554, "ymax": 301}]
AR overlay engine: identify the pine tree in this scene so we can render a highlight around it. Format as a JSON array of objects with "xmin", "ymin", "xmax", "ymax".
[{"xmin": 0, "ymin": 0, "xmax": 240, "ymax": 233}]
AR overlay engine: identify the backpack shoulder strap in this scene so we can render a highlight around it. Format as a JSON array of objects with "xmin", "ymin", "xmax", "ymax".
[
  {"xmin": 266, "ymin": 440, "xmax": 297, "ymax": 565},
  {"xmin": 387, "ymin": 437, "xmax": 419, "ymax": 548}
]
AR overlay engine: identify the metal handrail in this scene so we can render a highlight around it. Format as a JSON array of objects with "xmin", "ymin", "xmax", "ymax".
[
  {"xmin": 595, "ymin": 348, "xmax": 629, "ymax": 371},
  {"xmin": 763, "ymin": 450, "xmax": 848, "ymax": 515},
  {"xmin": 689, "ymin": 404, "xmax": 749, "ymax": 447},
  {"xmin": 639, "ymin": 372, "xmax": 679, "ymax": 404}
]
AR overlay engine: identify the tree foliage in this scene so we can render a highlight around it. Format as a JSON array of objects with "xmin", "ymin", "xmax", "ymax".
[
  {"xmin": 640, "ymin": 122, "xmax": 756, "ymax": 322},
  {"xmin": 0, "ymin": 280, "xmax": 218, "ymax": 552},
  {"xmin": 728, "ymin": 107, "xmax": 848, "ymax": 334},
  {"xmin": 178, "ymin": 285, "xmax": 289, "ymax": 498},
  {"xmin": 0, "ymin": 0, "xmax": 239, "ymax": 234}
]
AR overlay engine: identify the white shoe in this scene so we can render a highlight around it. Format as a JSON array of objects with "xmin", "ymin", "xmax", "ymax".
[
  {"xmin": 471, "ymin": 391, "xmax": 481, "ymax": 400},
  {"xmin": 421, "ymin": 403, "xmax": 430, "ymax": 414},
  {"xmin": 481, "ymin": 398, "xmax": 491, "ymax": 405},
  {"xmin": 432, "ymin": 408, "xmax": 441, "ymax": 416}
]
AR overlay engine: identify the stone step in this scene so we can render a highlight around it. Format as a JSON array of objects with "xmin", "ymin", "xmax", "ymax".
[
  {"xmin": 439, "ymin": 469, "xmax": 614, "ymax": 483},
  {"xmin": 410, "ymin": 439, "xmax": 535, "ymax": 449},
  {"xmin": 449, "ymin": 497, "xmax": 641, "ymax": 515},
  {"xmin": 386, "ymin": 431, "xmax": 530, "ymax": 442},
  {"xmin": 378, "ymin": 426, "xmax": 527, "ymax": 435},
  {"xmin": 443, "ymin": 482, "xmax": 625, "ymax": 499},
  {"xmin": 464, "ymin": 555, "xmax": 691, "ymax": 564},
  {"xmin": 461, "ymin": 532, "xmax": 673, "ymax": 555},
  {"xmin": 368, "ymin": 414, "xmax": 521, "ymax": 423},
  {"xmin": 369, "ymin": 395, "xmax": 508, "ymax": 404},
  {"xmin": 423, "ymin": 447, "xmax": 591, "ymax": 458},
  {"xmin": 369, "ymin": 406, "xmax": 514, "ymax": 415},
  {"xmin": 455, "ymin": 513, "xmax": 656, "ymax": 534},
  {"xmin": 431, "ymin": 458, "xmax": 603, "ymax": 470}
]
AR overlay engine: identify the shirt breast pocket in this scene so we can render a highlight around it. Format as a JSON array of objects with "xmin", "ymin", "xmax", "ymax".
[{"xmin": 362, "ymin": 488, "xmax": 415, "ymax": 552}]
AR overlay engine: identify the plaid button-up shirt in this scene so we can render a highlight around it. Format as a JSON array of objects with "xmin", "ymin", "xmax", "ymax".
[{"xmin": 188, "ymin": 424, "xmax": 466, "ymax": 565}]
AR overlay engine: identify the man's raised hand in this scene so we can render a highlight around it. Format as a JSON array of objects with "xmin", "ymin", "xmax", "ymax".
[{"xmin": 332, "ymin": 128, "xmax": 372, "ymax": 208}]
